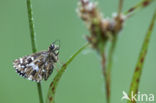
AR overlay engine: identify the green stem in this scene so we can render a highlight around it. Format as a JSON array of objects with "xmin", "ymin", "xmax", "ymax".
[
  {"xmin": 26, "ymin": 0, "xmax": 37, "ymax": 53},
  {"xmin": 26, "ymin": 0, "xmax": 44, "ymax": 103},
  {"xmin": 106, "ymin": 36, "xmax": 117, "ymax": 102},
  {"xmin": 37, "ymin": 83, "xmax": 44, "ymax": 103},
  {"xmin": 107, "ymin": 37, "xmax": 117, "ymax": 81},
  {"xmin": 128, "ymin": 10, "xmax": 156, "ymax": 103},
  {"xmin": 117, "ymin": 0, "xmax": 123, "ymax": 16},
  {"xmin": 46, "ymin": 43, "xmax": 89, "ymax": 103},
  {"xmin": 101, "ymin": 52, "xmax": 110, "ymax": 103},
  {"xmin": 124, "ymin": 0, "xmax": 154, "ymax": 15}
]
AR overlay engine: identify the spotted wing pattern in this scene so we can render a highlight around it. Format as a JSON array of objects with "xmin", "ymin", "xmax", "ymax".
[{"xmin": 13, "ymin": 51, "xmax": 54, "ymax": 82}]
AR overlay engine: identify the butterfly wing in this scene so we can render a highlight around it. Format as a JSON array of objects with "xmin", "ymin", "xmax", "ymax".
[{"xmin": 13, "ymin": 51, "xmax": 54, "ymax": 82}]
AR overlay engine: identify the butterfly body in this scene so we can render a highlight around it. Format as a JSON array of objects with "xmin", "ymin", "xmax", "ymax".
[{"xmin": 13, "ymin": 43, "xmax": 59, "ymax": 82}]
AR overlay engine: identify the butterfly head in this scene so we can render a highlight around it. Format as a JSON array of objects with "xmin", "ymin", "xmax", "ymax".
[{"xmin": 49, "ymin": 41, "xmax": 60, "ymax": 56}]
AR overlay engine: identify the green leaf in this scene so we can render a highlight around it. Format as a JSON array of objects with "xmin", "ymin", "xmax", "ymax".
[
  {"xmin": 124, "ymin": 0, "xmax": 154, "ymax": 15},
  {"xmin": 128, "ymin": 10, "xmax": 156, "ymax": 103},
  {"xmin": 46, "ymin": 43, "xmax": 89, "ymax": 103}
]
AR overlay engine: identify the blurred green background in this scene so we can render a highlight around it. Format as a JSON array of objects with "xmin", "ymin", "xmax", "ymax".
[{"xmin": 0, "ymin": 0, "xmax": 156, "ymax": 103}]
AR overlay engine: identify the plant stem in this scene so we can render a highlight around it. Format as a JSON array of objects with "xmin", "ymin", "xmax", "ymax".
[
  {"xmin": 128, "ymin": 10, "xmax": 156, "ymax": 103},
  {"xmin": 47, "ymin": 43, "xmax": 89, "ymax": 103},
  {"xmin": 101, "ymin": 52, "xmax": 110, "ymax": 103},
  {"xmin": 117, "ymin": 0, "xmax": 123, "ymax": 17},
  {"xmin": 37, "ymin": 83, "xmax": 44, "ymax": 103},
  {"xmin": 107, "ymin": 38, "xmax": 117, "ymax": 82},
  {"xmin": 106, "ymin": 36, "xmax": 117, "ymax": 103},
  {"xmin": 26, "ymin": 0, "xmax": 44, "ymax": 103},
  {"xmin": 124, "ymin": 0, "xmax": 154, "ymax": 15},
  {"xmin": 26, "ymin": 0, "xmax": 37, "ymax": 53},
  {"xmin": 103, "ymin": 1, "xmax": 122, "ymax": 102}
]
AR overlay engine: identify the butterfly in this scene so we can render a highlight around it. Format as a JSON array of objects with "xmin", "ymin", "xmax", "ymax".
[{"xmin": 13, "ymin": 42, "xmax": 59, "ymax": 82}]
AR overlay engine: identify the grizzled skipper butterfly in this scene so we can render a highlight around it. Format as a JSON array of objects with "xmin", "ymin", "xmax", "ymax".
[{"xmin": 13, "ymin": 41, "xmax": 59, "ymax": 82}]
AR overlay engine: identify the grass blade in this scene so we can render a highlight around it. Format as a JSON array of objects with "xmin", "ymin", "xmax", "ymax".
[
  {"xmin": 26, "ymin": 0, "xmax": 44, "ymax": 103},
  {"xmin": 128, "ymin": 10, "xmax": 156, "ymax": 103},
  {"xmin": 46, "ymin": 43, "xmax": 89, "ymax": 103},
  {"xmin": 124, "ymin": 0, "xmax": 154, "ymax": 15}
]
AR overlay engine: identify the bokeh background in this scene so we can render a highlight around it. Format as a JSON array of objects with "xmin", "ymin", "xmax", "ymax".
[{"xmin": 0, "ymin": 0, "xmax": 156, "ymax": 103}]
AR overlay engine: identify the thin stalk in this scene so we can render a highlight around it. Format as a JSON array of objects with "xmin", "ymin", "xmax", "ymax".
[
  {"xmin": 106, "ymin": 36, "xmax": 117, "ymax": 102},
  {"xmin": 101, "ymin": 52, "xmax": 110, "ymax": 103},
  {"xmin": 46, "ymin": 43, "xmax": 89, "ymax": 103},
  {"xmin": 117, "ymin": 0, "xmax": 123, "ymax": 17},
  {"xmin": 115, "ymin": 0, "xmax": 124, "ymax": 34},
  {"xmin": 124, "ymin": 0, "xmax": 154, "ymax": 16},
  {"xmin": 128, "ymin": 10, "xmax": 156, "ymax": 103},
  {"xmin": 26, "ymin": 0, "xmax": 37, "ymax": 53},
  {"xmin": 105, "ymin": 0, "xmax": 123, "ymax": 102},
  {"xmin": 37, "ymin": 83, "xmax": 44, "ymax": 103},
  {"xmin": 26, "ymin": 0, "xmax": 44, "ymax": 103},
  {"xmin": 107, "ymin": 37, "xmax": 117, "ymax": 81}
]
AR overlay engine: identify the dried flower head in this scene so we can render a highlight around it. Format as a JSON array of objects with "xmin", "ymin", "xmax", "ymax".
[{"xmin": 77, "ymin": 0, "xmax": 126, "ymax": 52}]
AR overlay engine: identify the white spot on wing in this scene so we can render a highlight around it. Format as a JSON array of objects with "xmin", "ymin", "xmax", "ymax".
[
  {"xmin": 28, "ymin": 75, "xmax": 33, "ymax": 80},
  {"xmin": 20, "ymin": 58, "xmax": 23, "ymax": 63},
  {"xmin": 29, "ymin": 63, "xmax": 39, "ymax": 71},
  {"xmin": 31, "ymin": 57, "xmax": 34, "ymax": 60},
  {"xmin": 17, "ymin": 64, "xmax": 21, "ymax": 68},
  {"xmin": 42, "ymin": 69, "xmax": 45, "ymax": 72},
  {"xmin": 21, "ymin": 65, "xmax": 24, "ymax": 68}
]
